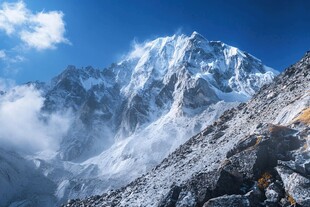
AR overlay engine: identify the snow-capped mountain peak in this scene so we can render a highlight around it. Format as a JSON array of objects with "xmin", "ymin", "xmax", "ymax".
[
  {"xmin": 0, "ymin": 32, "xmax": 279, "ymax": 207},
  {"xmin": 118, "ymin": 33, "xmax": 277, "ymax": 103},
  {"xmin": 44, "ymin": 32, "xmax": 278, "ymax": 172}
]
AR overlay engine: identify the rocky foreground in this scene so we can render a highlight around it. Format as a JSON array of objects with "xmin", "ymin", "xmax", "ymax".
[{"xmin": 64, "ymin": 52, "xmax": 310, "ymax": 207}]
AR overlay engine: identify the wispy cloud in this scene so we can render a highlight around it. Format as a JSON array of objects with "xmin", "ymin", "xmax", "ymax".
[
  {"xmin": 126, "ymin": 39, "xmax": 148, "ymax": 60},
  {"xmin": 0, "ymin": 49, "xmax": 25, "ymax": 62},
  {"xmin": 0, "ymin": 85, "xmax": 72, "ymax": 153},
  {"xmin": 0, "ymin": 50, "xmax": 6, "ymax": 59},
  {"xmin": 0, "ymin": 48, "xmax": 26, "ymax": 75},
  {"xmin": 0, "ymin": 77, "xmax": 15, "ymax": 91},
  {"xmin": 20, "ymin": 11, "xmax": 70, "ymax": 50},
  {"xmin": 0, "ymin": 1, "xmax": 69, "ymax": 50},
  {"xmin": 0, "ymin": 1, "xmax": 27, "ymax": 35}
]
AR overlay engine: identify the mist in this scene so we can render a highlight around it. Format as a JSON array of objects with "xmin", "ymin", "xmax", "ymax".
[{"xmin": 0, "ymin": 85, "xmax": 72, "ymax": 154}]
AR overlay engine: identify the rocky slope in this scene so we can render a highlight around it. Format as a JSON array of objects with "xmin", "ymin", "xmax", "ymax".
[{"xmin": 64, "ymin": 52, "xmax": 310, "ymax": 207}]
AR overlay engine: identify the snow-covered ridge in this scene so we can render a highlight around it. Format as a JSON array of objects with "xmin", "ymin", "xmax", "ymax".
[
  {"xmin": 0, "ymin": 32, "xmax": 279, "ymax": 207},
  {"xmin": 120, "ymin": 32, "xmax": 277, "ymax": 96}
]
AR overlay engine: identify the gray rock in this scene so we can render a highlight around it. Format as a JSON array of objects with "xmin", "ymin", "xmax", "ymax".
[
  {"xmin": 305, "ymin": 162, "xmax": 310, "ymax": 175},
  {"xmin": 265, "ymin": 182, "xmax": 284, "ymax": 203},
  {"xmin": 175, "ymin": 191, "xmax": 197, "ymax": 207},
  {"xmin": 276, "ymin": 165, "xmax": 310, "ymax": 206},
  {"xmin": 158, "ymin": 185, "xmax": 182, "ymax": 207},
  {"xmin": 202, "ymin": 194, "xmax": 250, "ymax": 207}
]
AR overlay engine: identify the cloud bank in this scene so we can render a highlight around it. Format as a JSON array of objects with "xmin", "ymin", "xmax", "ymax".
[
  {"xmin": 0, "ymin": 85, "xmax": 71, "ymax": 154},
  {"xmin": 0, "ymin": 1, "xmax": 69, "ymax": 50}
]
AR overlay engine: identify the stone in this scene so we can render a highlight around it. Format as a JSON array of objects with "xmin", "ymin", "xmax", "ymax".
[
  {"xmin": 265, "ymin": 182, "xmax": 284, "ymax": 203},
  {"xmin": 158, "ymin": 185, "xmax": 182, "ymax": 207},
  {"xmin": 203, "ymin": 194, "xmax": 250, "ymax": 207},
  {"xmin": 276, "ymin": 165, "xmax": 310, "ymax": 206}
]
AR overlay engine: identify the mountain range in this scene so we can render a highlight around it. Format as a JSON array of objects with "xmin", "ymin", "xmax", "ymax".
[{"xmin": 0, "ymin": 32, "xmax": 280, "ymax": 207}]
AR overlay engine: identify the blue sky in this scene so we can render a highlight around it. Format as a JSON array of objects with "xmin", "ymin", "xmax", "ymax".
[{"xmin": 0, "ymin": 0, "xmax": 310, "ymax": 84}]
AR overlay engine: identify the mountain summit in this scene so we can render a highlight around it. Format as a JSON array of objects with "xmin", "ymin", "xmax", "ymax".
[
  {"xmin": 48, "ymin": 32, "xmax": 277, "ymax": 161},
  {"xmin": 0, "ymin": 32, "xmax": 278, "ymax": 206}
]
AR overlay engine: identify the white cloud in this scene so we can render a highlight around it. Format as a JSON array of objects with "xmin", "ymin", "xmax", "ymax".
[
  {"xmin": 0, "ymin": 85, "xmax": 72, "ymax": 153},
  {"xmin": 20, "ymin": 11, "xmax": 69, "ymax": 50},
  {"xmin": 0, "ymin": 1, "xmax": 28, "ymax": 35},
  {"xmin": 0, "ymin": 1, "xmax": 69, "ymax": 50}
]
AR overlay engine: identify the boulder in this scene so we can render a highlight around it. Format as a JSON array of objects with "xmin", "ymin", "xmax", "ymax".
[
  {"xmin": 265, "ymin": 181, "xmax": 284, "ymax": 203},
  {"xmin": 202, "ymin": 194, "xmax": 250, "ymax": 207},
  {"xmin": 158, "ymin": 185, "xmax": 182, "ymax": 207},
  {"xmin": 276, "ymin": 165, "xmax": 310, "ymax": 206}
]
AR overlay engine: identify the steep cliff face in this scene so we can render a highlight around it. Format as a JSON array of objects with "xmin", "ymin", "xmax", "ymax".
[{"xmin": 64, "ymin": 52, "xmax": 310, "ymax": 207}]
